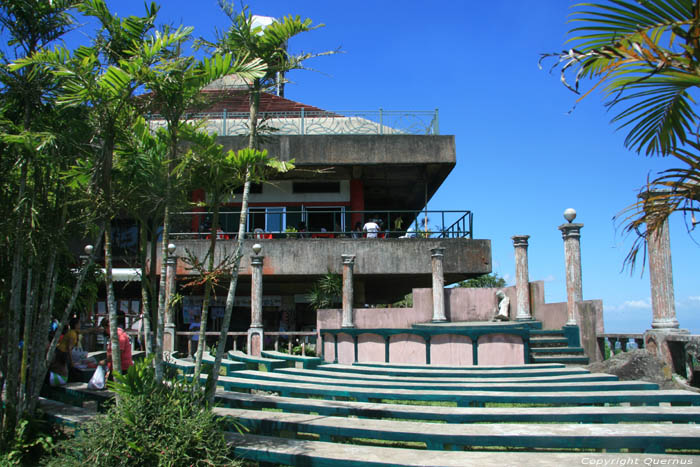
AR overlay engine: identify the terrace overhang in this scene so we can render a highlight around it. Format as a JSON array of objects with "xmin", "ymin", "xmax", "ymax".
[
  {"xmin": 216, "ymin": 134, "xmax": 456, "ymax": 211},
  {"xmin": 157, "ymin": 237, "xmax": 491, "ymax": 303}
]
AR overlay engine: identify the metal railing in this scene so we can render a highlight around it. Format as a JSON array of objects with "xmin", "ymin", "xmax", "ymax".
[
  {"xmin": 148, "ymin": 108, "xmax": 440, "ymax": 136},
  {"xmin": 176, "ymin": 331, "xmax": 317, "ymax": 356},
  {"xmin": 169, "ymin": 209, "xmax": 473, "ymax": 239}
]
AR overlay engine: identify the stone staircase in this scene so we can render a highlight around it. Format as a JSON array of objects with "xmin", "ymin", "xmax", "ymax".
[{"xmin": 530, "ymin": 329, "xmax": 589, "ymax": 365}]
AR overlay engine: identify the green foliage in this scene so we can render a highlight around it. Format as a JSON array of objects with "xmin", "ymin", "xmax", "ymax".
[
  {"xmin": 457, "ymin": 273, "xmax": 507, "ymax": 289},
  {"xmin": 543, "ymin": 0, "xmax": 700, "ymax": 157},
  {"xmin": 308, "ymin": 273, "xmax": 342, "ymax": 310},
  {"xmin": 543, "ymin": 0, "xmax": 700, "ymax": 269},
  {"xmin": 0, "ymin": 417, "xmax": 59, "ymax": 466},
  {"xmin": 48, "ymin": 357, "xmax": 239, "ymax": 467},
  {"xmin": 391, "ymin": 293, "xmax": 413, "ymax": 308}
]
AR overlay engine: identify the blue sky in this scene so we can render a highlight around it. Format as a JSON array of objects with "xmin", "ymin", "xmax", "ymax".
[{"xmin": 63, "ymin": 1, "xmax": 698, "ymax": 333}]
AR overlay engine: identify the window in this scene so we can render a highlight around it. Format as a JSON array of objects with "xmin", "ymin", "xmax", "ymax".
[
  {"xmin": 248, "ymin": 207, "xmax": 286, "ymax": 232},
  {"xmin": 292, "ymin": 182, "xmax": 340, "ymax": 194},
  {"xmin": 233, "ymin": 183, "xmax": 263, "ymax": 194}
]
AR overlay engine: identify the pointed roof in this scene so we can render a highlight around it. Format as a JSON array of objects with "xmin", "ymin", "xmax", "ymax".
[{"xmin": 197, "ymin": 89, "xmax": 331, "ymax": 115}]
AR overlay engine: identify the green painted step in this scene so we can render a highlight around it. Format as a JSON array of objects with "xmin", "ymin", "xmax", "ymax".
[
  {"xmin": 531, "ymin": 355, "xmax": 590, "ymax": 364},
  {"xmin": 530, "ymin": 337, "xmax": 569, "ymax": 346},
  {"xmin": 531, "ymin": 347, "xmax": 585, "ymax": 354}
]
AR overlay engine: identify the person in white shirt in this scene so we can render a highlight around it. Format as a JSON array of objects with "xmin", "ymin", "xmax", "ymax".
[{"xmin": 363, "ymin": 219, "xmax": 380, "ymax": 238}]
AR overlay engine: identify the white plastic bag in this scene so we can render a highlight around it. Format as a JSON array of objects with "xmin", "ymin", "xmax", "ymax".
[{"xmin": 87, "ymin": 365, "xmax": 106, "ymax": 390}]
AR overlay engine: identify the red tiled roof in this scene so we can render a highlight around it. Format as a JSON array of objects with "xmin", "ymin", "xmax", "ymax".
[{"xmin": 196, "ymin": 90, "xmax": 329, "ymax": 114}]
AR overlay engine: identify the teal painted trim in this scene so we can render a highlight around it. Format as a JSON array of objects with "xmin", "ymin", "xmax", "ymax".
[
  {"xmin": 530, "ymin": 330, "xmax": 566, "ymax": 336},
  {"xmin": 319, "ymin": 333, "xmax": 325, "ymax": 361},
  {"xmin": 261, "ymin": 351, "xmax": 322, "ymax": 369},
  {"xmin": 384, "ymin": 336, "xmax": 390, "ymax": 363},
  {"xmin": 472, "ymin": 339, "xmax": 478, "ymax": 365},
  {"xmin": 531, "ymin": 347, "xmax": 586, "ymax": 354},
  {"xmin": 348, "ymin": 362, "xmax": 566, "ymax": 371},
  {"xmin": 333, "ymin": 334, "xmax": 338, "ymax": 364},
  {"xmin": 229, "ymin": 412, "xmax": 699, "ymax": 453},
  {"xmin": 524, "ymin": 338, "xmax": 530, "ymax": 363},
  {"xmin": 324, "ymin": 325, "xmax": 531, "ymax": 340},
  {"xmin": 216, "ymin": 393, "xmax": 700, "ymax": 424},
  {"xmin": 210, "ymin": 375, "xmax": 700, "ymax": 406},
  {"xmin": 563, "ymin": 325, "xmax": 581, "ymax": 347},
  {"xmin": 425, "ymin": 336, "xmax": 431, "ymax": 364},
  {"xmin": 353, "ymin": 335, "xmax": 358, "ymax": 364},
  {"xmin": 231, "ymin": 371, "xmax": 658, "ymax": 392}
]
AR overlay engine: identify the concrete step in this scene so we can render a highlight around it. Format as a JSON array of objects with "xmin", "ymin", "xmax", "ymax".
[
  {"xmin": 531, "ymin": 347, "xmax": 585, "ymax": 355},
  {"xmin": 530, "ymin": 337, "xmax": 569, "ymax": 347},
  {"xmin": 530, "ymin": 330, "xmax": 565, "ymax": 337},
  {"xmin": 531, "ymin": 355, "xmax": 590, "ymax": 365}
]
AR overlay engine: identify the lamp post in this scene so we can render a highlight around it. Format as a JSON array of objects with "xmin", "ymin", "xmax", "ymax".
[
  {"xmin": 341, "ymin": 254, "xmax": 356, "ymax": 328},
  {"xmin": 558, "ymin": 209, "xmax": 583, "ymax": 326},
  {"xmin": 430, "ymin": 247, "xmax": 447, "ymax": 322},
  {"xmin": 164, "ymin": 243, "xmax": 178, "ymax": 352},
  {"xmin": 248, "ymin": 243, "xmax": 264, "ymax": 356}
]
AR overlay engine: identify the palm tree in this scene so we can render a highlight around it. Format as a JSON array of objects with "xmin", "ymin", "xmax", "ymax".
[
  {"xmin": 196, "ymin": 4, "xmax": 330, "ymax": 401},
  {"xmin": 542, "ymin": 0, "xmax": 700, "ymax": 268},
  {"xmin": 134, "ymin": 24, "xmax": 264, "ymax": 382}
]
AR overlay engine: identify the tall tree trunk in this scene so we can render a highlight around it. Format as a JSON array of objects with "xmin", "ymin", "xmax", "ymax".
[
  {"xmin": 193, "ymin": 203, "xmax": 220, "ymax": 385},
  {"xmin": 105, "ymin": 223, "xmax": 122, "ymax": 376},
  {"xmin": 139, "ymin": 220, "xmax": 153, "ymax": 356},
  {"xmin": 4, "ymin": 159, "xmax": 27, "ymax": 442},
  {"xmin": 206, "ymin": 84, "xmax": 259, "ymax": 402},
  {"xmin": 206, "ymin": 175, "xmax": 250, "ymax": 402},
  {"xmin": 154, "ymin": 205, "xmax": 170, "ymax": 382},
  {"xmin": 148, "ymin": 217, "xmax": 158, "ymax": 354},
  {"xmin": 18, "ymin": 265, "xmax": 34, "ymax": 414}
]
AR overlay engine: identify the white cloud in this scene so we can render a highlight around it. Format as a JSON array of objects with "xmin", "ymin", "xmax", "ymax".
[
  {"xmin": 688, "ymin": 296, "xmax": 700, "ymax": 303},
  {"xmin": 607, "ymin": 299, "xmax": 651, "ymax": 312},
  {"xmin": 622, "ymin": 299, "xmax": 651, "ymax": 309},
  {"xmin": 542, "ymin": 274, "xmax": 555, "ymax": 283}
]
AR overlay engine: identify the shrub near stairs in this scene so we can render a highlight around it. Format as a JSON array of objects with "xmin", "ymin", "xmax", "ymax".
[{"xmin": 46, "ymin": 357, "xmax": 239, "ymax": 467}]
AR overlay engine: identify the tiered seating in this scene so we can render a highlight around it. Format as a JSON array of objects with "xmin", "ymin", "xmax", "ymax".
[
  {"xmin": 212, "ymin": 361, "xmax": 700, "ymax": 463},
  {"xmin": 40, "ymin": 358, "xmax": 700, "ymax": 464}
]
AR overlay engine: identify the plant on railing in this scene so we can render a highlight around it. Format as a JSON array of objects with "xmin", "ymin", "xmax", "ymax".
[
  {"xmin": 308, "ymin": 273, "xmax": 342, "ymax": 310},
  {"xmin": 284, "ymin": 226, "xmax": 298, "ymax": 238}
]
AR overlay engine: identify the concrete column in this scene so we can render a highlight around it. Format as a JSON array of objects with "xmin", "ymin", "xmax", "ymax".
[
  {"xmin": 430, "ymin": 247, "xmax": 447, "ymax": 322},
  {"xmin": 164, "ymin": 249, "xmax": 178, "ymax": 352},
  {"xmin": 558, "ymin": 223, "xmax": 583, "ymax": 325},
  {"xmin": 248, "ymin": 254, "xmax": 264, "ymax": 355},
  {"xmin": 511, "ymin": 235, "xmax": 532, "ymax": 320},
  {"xmin": 341, "ymin": 254, "xmax": 356, "ymax": 328},
  {"xmin": 647, "ymin": 213, "xmax": 679, "ymax": 329}
]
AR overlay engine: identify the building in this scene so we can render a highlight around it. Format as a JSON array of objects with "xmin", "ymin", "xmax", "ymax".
[{"xmin": 143, "ymin": 79, "xmax": 493, "ymax": 346}]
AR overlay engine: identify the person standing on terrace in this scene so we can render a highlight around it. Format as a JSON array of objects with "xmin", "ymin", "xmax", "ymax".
[{"xmin": 363, "ymin": 219, "xmax": 380, "ymax": 238}]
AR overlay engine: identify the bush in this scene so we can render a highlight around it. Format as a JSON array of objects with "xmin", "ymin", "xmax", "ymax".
[
  {"xmin": 0, "ymin": 416, "xmax": 61, "ymax": 466},
  {"xmin": 46, "ymin": 358, "xmax": 239, "ymax": 467}
]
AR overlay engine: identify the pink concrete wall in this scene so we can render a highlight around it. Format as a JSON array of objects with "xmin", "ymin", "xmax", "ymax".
[
  {"xmin": 389, "ymin": 334, "xmax": 426, "ymax": 364},
  {"xmin": 357, "ymin": 333, "xmax": 385, "ymax": 363},
  {"xmin": 322, "ymin": 333, "xmax": 335, "ymax": 363},
  {"xmin": 477, "ymin": 334, "xmax": 524, "ymax": 365},
  {"xmin": 414, "ymin": 286, "xmax": 519, "ymax": 322},
  {"xmin": 431, "ymin": 334, "xmax": 473, "ymax": 366},
  {"xmin": 337, "ymin": 333, "xmax": 355, "ymax": 365},
  {"xmin": 535, "ymin": 302, "xmax": 568, "ymax": 330}
]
